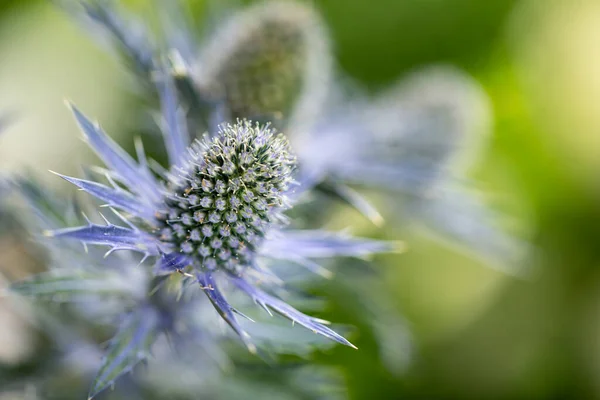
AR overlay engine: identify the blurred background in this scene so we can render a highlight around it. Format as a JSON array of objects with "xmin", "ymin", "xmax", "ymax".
[{"xmin": 2, "ymin": 0, "xmax": 600, "ymax": 399}]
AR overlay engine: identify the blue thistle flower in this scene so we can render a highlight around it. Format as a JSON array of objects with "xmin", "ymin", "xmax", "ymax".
[
  {"xmin": 0, "ymin": 3, "xmax": 396, "ymax": 397},
  {"xmin": 35, "ymin": 2, "xmax": 526, "ymax": 393},
  {"xmin": 20, "ymin": 71, "xmax": 395, "ymax": 395}
]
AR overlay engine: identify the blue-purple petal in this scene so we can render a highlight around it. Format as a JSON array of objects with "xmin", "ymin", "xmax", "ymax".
[
  {"xmin": 68, "ymin": 104, "xmax": 161, "ymax": 204},
  {"xmin": 47, "ymin": 223, "xmax": 158, "ymax": 256},
  {"xmin": 197, "ymin": 272, "xmax": 255, "ymax": 353},
  {"xmin": 157, "ymin": 73, "xmax": 190, "ymax": 167},
  {"xmin": 262, "ymin": 230, "xmax": 401, "ymax": 259},
  {"xmin": 232, "ymin": 276, "xmax": 356, "ymax": 349},
  {"xmin": 54, "ymin": 173, "xmax": 155, "ymax": 221}
]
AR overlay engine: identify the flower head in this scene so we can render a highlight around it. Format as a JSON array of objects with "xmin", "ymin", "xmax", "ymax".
[{"xmin": 156, "ymin": 121, "xmax": 296, "ymax": 274}]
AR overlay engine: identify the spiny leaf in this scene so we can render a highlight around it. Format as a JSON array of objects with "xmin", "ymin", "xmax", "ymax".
[
  {"xmin": 68, "ymin": 103, "xmax": 161, "ymax": 204},
  {"xmin": 10, "ymin": 270, "xmax": 136, "ymax": 301},
  {"xmin": 89, "ymin": 305, "xmax": 160, "ymax": 399},
  {"xmin": 52, "ymin": 172, "xmax": 155, "ymax": 221}
]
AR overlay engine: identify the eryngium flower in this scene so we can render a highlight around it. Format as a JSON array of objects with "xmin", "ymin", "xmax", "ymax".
[
  {"xmin": 30, "ymin": 77, "xmax": 394, "ymax": 395},
  {"xmin": 61, "ymin": 2, "xmax": 528, "ymax": 387}
]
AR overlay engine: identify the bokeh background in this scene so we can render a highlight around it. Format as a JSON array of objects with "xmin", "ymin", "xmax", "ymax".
[{"xmin": 2, "ymin": 0, "xmax": 600, "ymax": 399}]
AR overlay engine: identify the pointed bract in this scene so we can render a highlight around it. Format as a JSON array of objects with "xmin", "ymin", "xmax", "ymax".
[
  {"xmin": 197, "ymin": 272, "xmax": 255, "ymax": 353},
  {"xmin": 54, "ymin": 173, "xmax": 155, "ymax": 221},
  {"xmin": 68, "ymin": 104, "xmax": 161, "ymax": 204},
  {"xmin": 317, "ymin": 180, "xmax": 384, "ymax": 226},
  {"xmin": 89, "ymin": 306, "xmax": 160, "ymax": 398},
  {"xmin": 157, "ymin": 73, "xmax": 191, "ymax": 167},
  {"xmin": 78, "ymin": 1, "xmax": 156, "ymax": 76},
  {"xmin": 262, "ymin": 230, "xmax": 401, "ymax": 259},
  {"xmin": 232, "ymin": 276, "xmax": 356, "ymax": 349},
  {"xmin": 47, "ymin": 223, "xmax": 158, "ymax": 256}
]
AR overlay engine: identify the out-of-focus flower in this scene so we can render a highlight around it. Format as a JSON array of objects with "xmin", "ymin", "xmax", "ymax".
[
  {"xmin": 193, "ymin": 0, "xmax": 331, "ymax": 131},
  {"xmin": 298, "ymin": 66, "xmax": 527, "ymax": 274}
]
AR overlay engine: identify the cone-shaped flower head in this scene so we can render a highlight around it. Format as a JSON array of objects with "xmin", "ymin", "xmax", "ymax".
[
  {"xmin": 195, "ymin": 1, "xmax": 331, "ymax": 126},
  {"xmin": 156, "ymin": 121, "xmax": 296, "ymax": 273}
]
